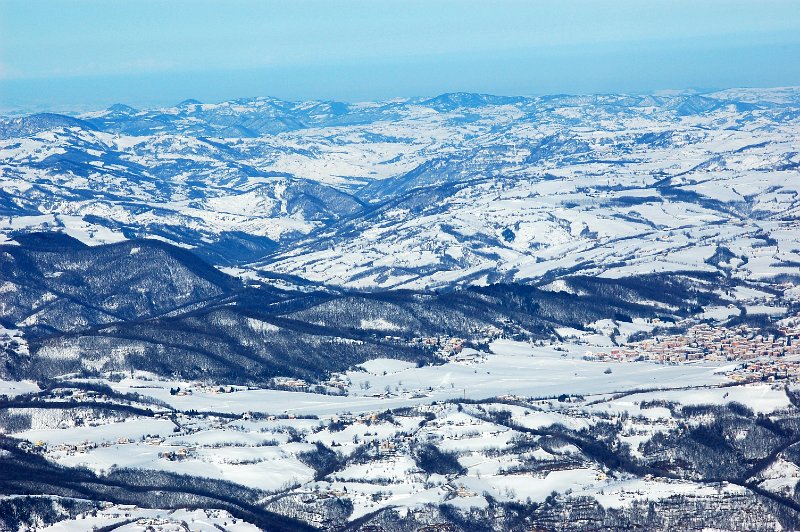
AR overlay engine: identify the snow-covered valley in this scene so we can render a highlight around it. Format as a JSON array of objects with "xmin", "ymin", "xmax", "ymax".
[{"xmin": 2, "ymin": 88, "xmax": 800, "ymax": 530}]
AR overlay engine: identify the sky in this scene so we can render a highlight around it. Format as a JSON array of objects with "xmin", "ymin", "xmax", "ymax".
[{"xmin": 1, "ymin": 0, "xmax": 800, "ymax": 111}]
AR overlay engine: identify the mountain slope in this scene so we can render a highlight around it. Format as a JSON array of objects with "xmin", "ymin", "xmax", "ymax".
[
  {"xmin": 1, "ymin": 88, "xmax": 799, "ymax": 289},
  {"xmin": 0, "ymin": 235, "xmax": 751, "ymax": 384}
]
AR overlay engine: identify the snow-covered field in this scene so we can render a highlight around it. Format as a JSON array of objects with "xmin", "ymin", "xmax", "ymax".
[
  {"xmin": 97, "ymin": 340, "xmax": 727, "ymax": 417},
  {"xmin": 3, "ymin": 339, "xmax": 761, "ymax": 527},
  {"xmin": 39, "ymin": 506, "xmax": 260, "ymax": 532}
]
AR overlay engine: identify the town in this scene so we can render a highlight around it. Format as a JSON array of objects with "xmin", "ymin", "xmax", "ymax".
[{"xmin": 587, "ymin": 318, "xmax": 800, "ymax": 382}]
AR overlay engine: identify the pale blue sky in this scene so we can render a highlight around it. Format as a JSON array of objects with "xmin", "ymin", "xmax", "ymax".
[{"xmin": 2, "ymin": 0, "xmax": 800, "ymax": 110}]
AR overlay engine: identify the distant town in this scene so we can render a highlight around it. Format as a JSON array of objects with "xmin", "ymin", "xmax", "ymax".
[{"xmin": 587, "ymin": 318, "xmax": 800, "ymax": 382}]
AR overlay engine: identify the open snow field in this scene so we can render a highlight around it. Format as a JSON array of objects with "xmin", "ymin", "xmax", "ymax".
[
  {"xmin": 4, "ymin": 341, "xmax": 741, "ymax": 514},
  {"xmin": 5, "ymin": 336, "xmax": 798, "ymax": 529},
  {"xmin": 100, "ymin": 340, "xmax": 728, "ymax": 417}
]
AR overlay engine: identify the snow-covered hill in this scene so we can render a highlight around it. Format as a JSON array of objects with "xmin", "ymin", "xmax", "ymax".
[
  {"xmin": 2, "ymin": 88, "xmax": 798, "ymax": 291},
  {"xmin": 4, "ymin": 88, "xmax": 800, "ymax": 531}
]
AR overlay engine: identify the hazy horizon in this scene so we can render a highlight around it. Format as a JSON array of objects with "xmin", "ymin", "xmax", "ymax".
[
  {"xmin": 4, "ymin": 84, "xmax": 800, "ymax": 117},
  {"xmin": 2, "ymin": 0, "xmax": 800, "ymax": 112}
]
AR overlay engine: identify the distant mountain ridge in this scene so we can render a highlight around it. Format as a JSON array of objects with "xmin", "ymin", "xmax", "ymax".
[
  {"xmin": 1, "ymin": 87, "xmax": 799, "ymax": 292},
  {"xmin": 0, "ymin": 113, "xmax": 97, "ymax": 139}
]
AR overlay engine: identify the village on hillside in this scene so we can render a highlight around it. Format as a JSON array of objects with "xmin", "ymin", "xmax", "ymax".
[{"xmin": 587, "ymin": 317, "xmax": 800, "ymax": 382}]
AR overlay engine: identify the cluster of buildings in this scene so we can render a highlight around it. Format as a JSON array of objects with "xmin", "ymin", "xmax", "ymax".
[
  {"xmin": 324, "ymin": 373, "xmax": 350, "ymax": 390},
  {"xmin": 442, "ymin": 484, "xmax": 478, "ymax": 498},
  {"xmin": 272, "ymin": 376, "xmax": 309, "ymax": 389},
  {"xmin": 410, "ymin": 325, "xmax": 502, "ymax": 358},
  {"xmin": 450, "ymin": 349, "xmax": 485, "ymax": 364},
  {"xmin": 727, "ymin": 358, "xmax": 800, "ymax": 383},
  {"xmin": 580, "ymin": 318, "xmax": 800, "ymax": 382},
  {"xmin": 48, "ymin": 440, "xmax": 98, "ymax": 455},
  {"xmin": 409, "ymin": 335, "xmax": 467, "ymax": 356},
  {"xmin": 169, "ymin": 383, "xmax": 242, "ymax": 396},
  {"xmin": 55, "ymin": 389, "xmax": 101, "ymax": 401},
  {"xmin": 330, "ymin": 411, "xmax": 380, "ymax": 426},
  {"xmin": 158, "ymin": 446, "xmax": 194, "ymax": 461},
  {"xmin": 588, "ymin": 323, "xmax": 800, "ymax": 365},
  {"xmin": 36, "ymin": 435, "xmax": 145, "ymax": 456}
]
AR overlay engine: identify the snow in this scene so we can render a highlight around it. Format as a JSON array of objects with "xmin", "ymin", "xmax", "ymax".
[
  {"xmin": 622, "ymin": 383, "xmax": 791, "ymax": 415},
  {"xmin": 477, "ymin": 468, "xmax": 600, "ymax": 502},
  {"xmin": 701, "ymin": 305, "xmax": 741, "ymax": 321},
  {"xmin": 0, "ymin": 379, "xmax": 39, "ymax": 398},
  {"xmin": 14, "ymin": 418, "xmax": 177, "ymax": 446},
  {"xmin": 40, "ymin": 506, "xmax": 260, "ymax": 531},
  {"xmin": 746, "ymin": 305, "xmax": 787, "ymax": 316},
  {"xmin": 582, "ymin": 478, "xmax": 745, "ymax": 510},
  {"xmin": 3, "ymin": 89, "xmax": 798, "ymax": 291},
  {"xmin": 3, "ymin": 346, "xmax": 796, "ymax": 527},
  {"xmin": 357, "ymin": 358, "xmax": 417, "ymax": 374},
  {"xmin": 100, "ymin": 341, "xmax": 727, "ymax": 417},
  {"xmin": 360, "ymin": 318, "xmax": 402, "ymax": 331},
  {"xmin": 53, "ymin": 440, "xmax": 314, "ymax": 492}
]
